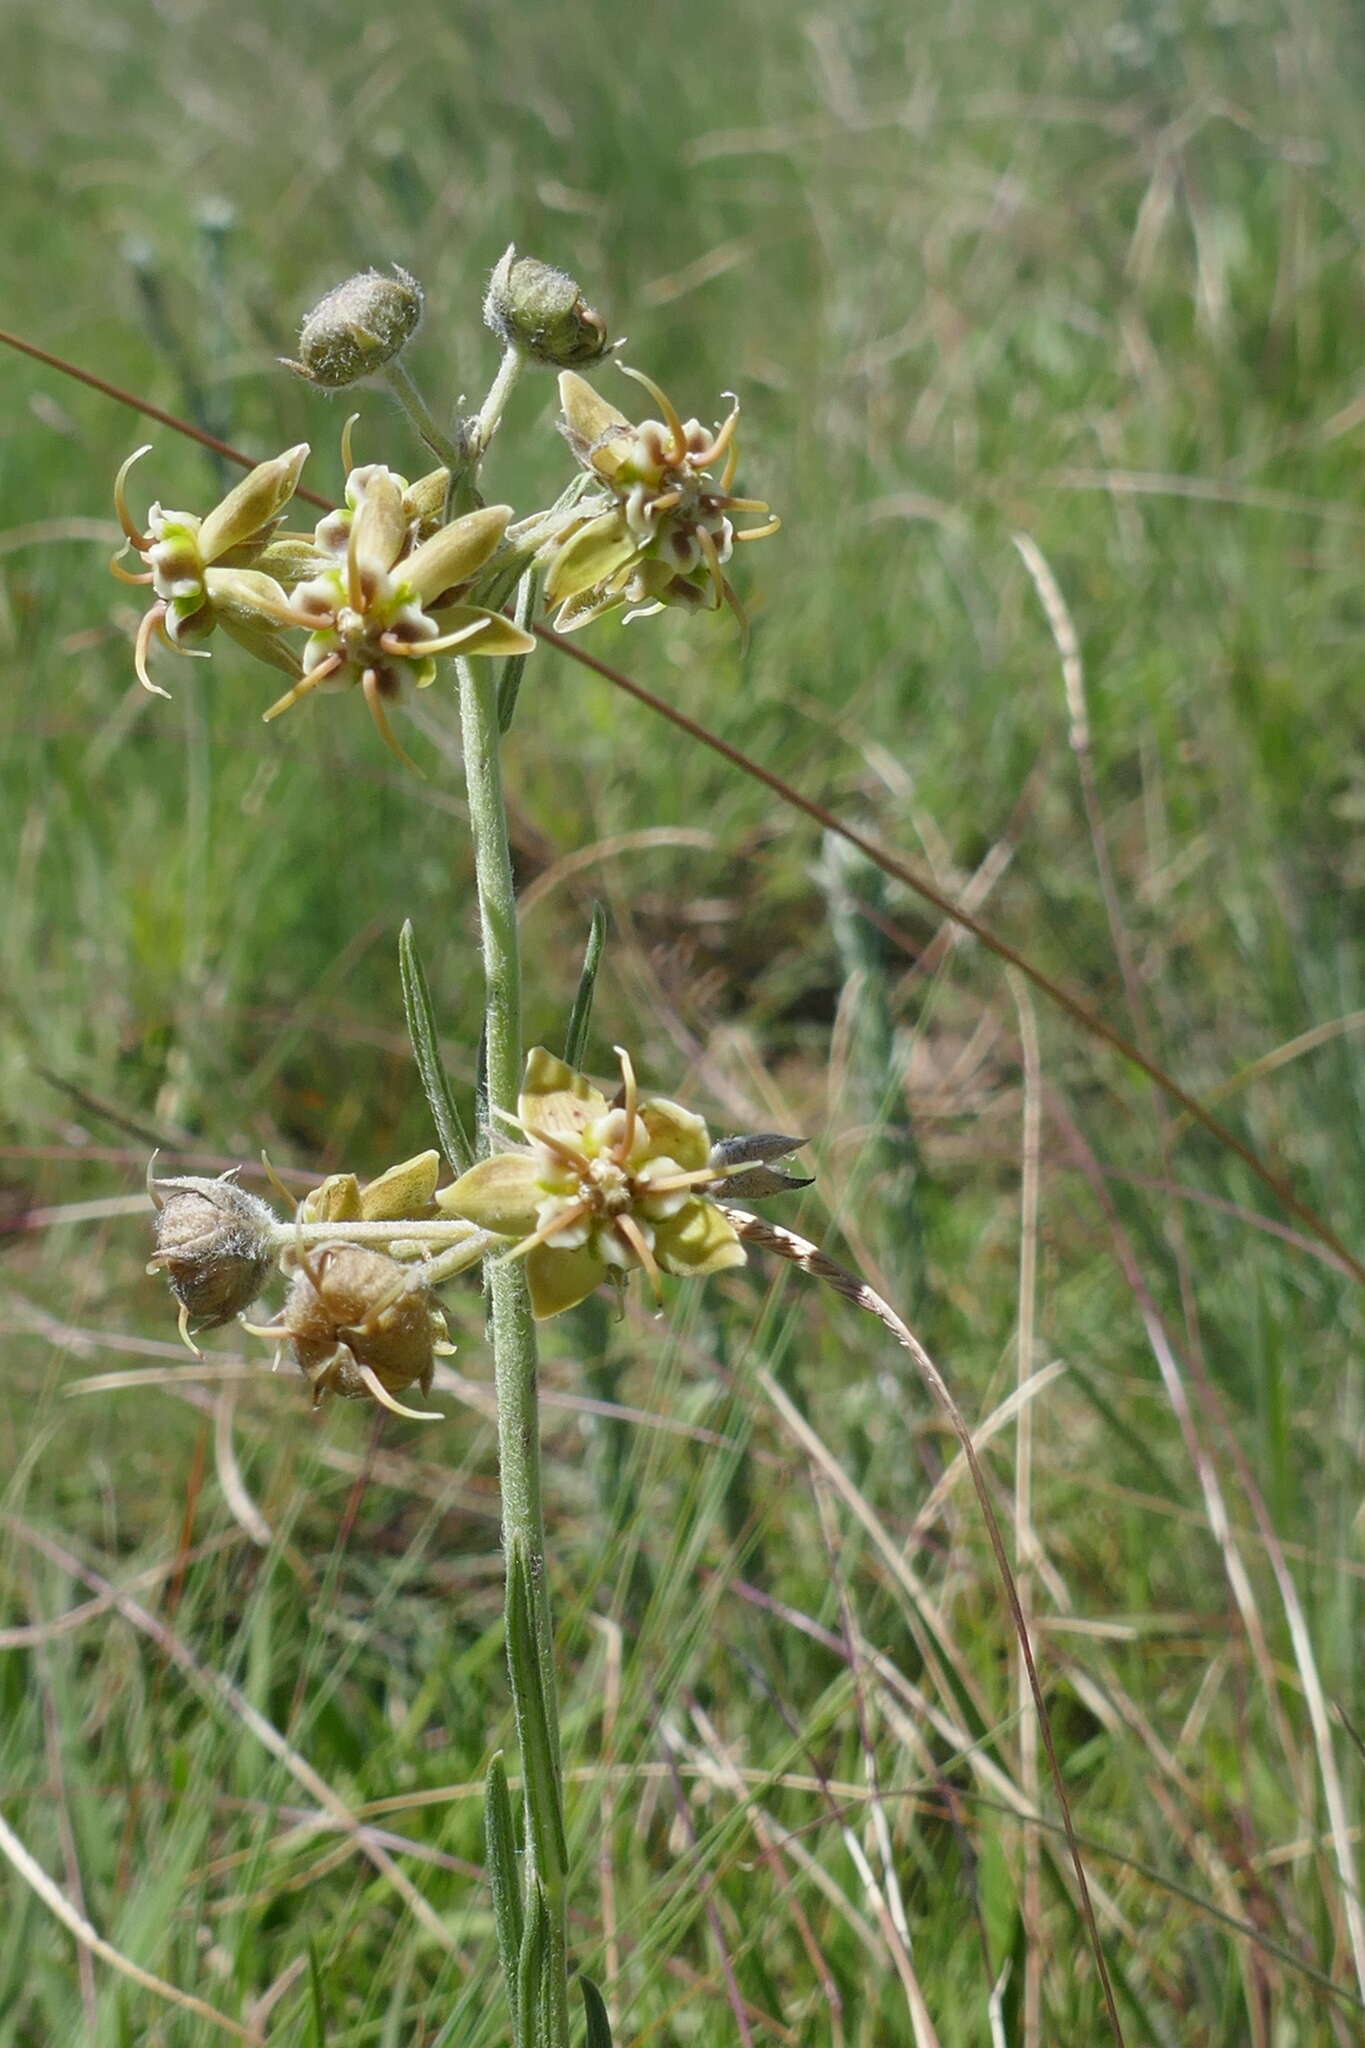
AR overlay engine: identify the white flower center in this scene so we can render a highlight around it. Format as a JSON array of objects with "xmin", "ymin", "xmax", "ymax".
[{"xmin": 585, "ymin": 1155, "xmax": 632, "ymax": 1213}]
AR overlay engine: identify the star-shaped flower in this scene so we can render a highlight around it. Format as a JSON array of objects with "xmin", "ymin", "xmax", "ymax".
[
  {"xmin": 436, "ymin": 1046, "xmax": 807, "ymax": 1318},
  {"xmin": 112, "ymin": 442, "xmax": 310, "ymax": 696},
  {"xmin": 539, "ymin": 368, "xmax": 780, "ymax": 634},
  {"xmin": 255, "ymin": 465, "xmax": 535, "ymax": 765}
]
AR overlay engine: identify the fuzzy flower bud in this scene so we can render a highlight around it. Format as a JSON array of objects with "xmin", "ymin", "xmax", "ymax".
[
  {"xmin": 147, "ymin": 1171, "xmax": 276, "ymax": 1347},
  {"xmin": 283, "ymin": 267, "xmax": 424, "ymax": 388},
  {"xmin": 251, "ymin": 1245, "xmax": 450, "ymax": 1421},
  {"xmin": 483, "ymin": 245, "xmax": 611, "ymax": 369}
]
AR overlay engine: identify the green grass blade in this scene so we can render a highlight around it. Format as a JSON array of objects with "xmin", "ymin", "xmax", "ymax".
[{"xmin": 305, "ymin": 1935, "xmax": 327, "ymax": 2046}]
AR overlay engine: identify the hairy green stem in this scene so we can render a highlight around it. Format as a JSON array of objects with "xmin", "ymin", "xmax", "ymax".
[
  {"xmin": 266, "ymin": 1219, "xmax": 486, "ymax": 1250},
  {"xmin": 456, "ymin": 652, "xmax": 570, "ymax": 2047},
  {"xmin": 443, "ymin": 346, "xmax": 525, "ymax": 517},
  {"xmin": 472, "ymin": 344, "xmax": 524, "ymax": 461},
  {"xmin": 380, "ymin": 358, "xmax": 460, "ymax": 468}
]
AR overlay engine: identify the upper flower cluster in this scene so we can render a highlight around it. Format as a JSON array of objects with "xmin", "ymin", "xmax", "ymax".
[
  {"xmin": 110, "ymin": 340, "xmax": 780, "ymax": 755},
  {"xmin": 538, "ymin": 369, "xmax": 780, "ymax": 633}
]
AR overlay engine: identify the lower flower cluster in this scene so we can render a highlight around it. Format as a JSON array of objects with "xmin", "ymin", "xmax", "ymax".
[{"xmin": 146, "ymin": 1051, "xmax": 808, "ymax": 1410}]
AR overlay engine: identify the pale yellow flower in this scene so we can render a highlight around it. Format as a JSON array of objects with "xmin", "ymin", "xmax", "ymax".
[
  {"xmin": 540, "ymin": 368, "xmax": 780, "ymax": 633},
  {"xmin": 254, "ymin": 468, "xmax": 534, "ymax": 765},
  {"xmin": 437, "ymin": 1046, "xmax": 805, "ymax": 1319},
  {"xmin": 111, "ymin": 443, "xmax": 309, "ymax": 696}
]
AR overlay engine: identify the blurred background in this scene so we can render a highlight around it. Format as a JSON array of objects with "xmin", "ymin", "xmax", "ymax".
[{"xmin": 1, "ymin": 0, "xmax": 1362, "ymax": 2040}]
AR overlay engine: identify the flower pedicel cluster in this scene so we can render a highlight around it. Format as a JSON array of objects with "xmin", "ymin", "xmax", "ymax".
[
  {"xmin": 112, "ymin": 267, "xmax": 778, "ymax": 761},
  {"xmin": 148, "ymin": 1047, "xmax": 808, "ymax": 1415}
]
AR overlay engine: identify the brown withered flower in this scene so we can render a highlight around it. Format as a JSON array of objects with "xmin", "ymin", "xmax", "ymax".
[
  {"xmin": 147, "ymin": 1169, "xmax": 276, "ymax": 1352},
  {"xmin": 246, "ymin": 1244, "xmax": 451, "ymax": 1421}
]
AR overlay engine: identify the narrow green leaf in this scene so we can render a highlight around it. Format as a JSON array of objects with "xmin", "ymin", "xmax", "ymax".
[
  {"xmin": 497, "ymin": 567, "xmax": 540, "ymax": 733},
  {"xmin": 562, "ymin": 902, "xmax": 607, "ymax": 1071},
  {"xmin": 399, "ymin": 919, "xmax": 474, "ymax": 1174},
  {"xmin": 507, "ymin": 1540, "xmax": 569, "ymax": 1878},
  {"xmin": 515, "ymin": 1875, "xmax": 549, "ymax": 2048},
  {"xmin": 305, "ymin": 1935, "xmax": 327, "ymax": 2045},
  {"xmin": 485, "ymin": 1751, "xmax": 524, "ymax": 2027},
  {"xmin": 579, "ymin": 1975, "xmax": 614, "ymax": 2046}
]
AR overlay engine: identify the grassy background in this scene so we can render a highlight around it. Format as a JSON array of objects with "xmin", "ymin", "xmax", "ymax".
[{"xmin": 1, "ymin": 0, "xmax": 1363, "ymax": 2040}]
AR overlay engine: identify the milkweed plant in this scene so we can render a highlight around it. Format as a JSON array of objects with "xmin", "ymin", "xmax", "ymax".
[{"xmin": 112, "ymin": 254, "xmax": 1111, "ymax": 2044}]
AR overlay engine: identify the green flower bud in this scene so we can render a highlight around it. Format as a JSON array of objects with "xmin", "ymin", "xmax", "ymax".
[
  {"xmin": 402, "ymin": 467, "xmax": 452, "ymax": 543},
  {"xmin": 147, "ymin": 1172, "xmax": 276, "ymax": 1340},
  {"xmin": 483, "ymin": 245, "xmax": 611, "ymax": 369},
  {"xmin": 283, "ymin": 267, "xmax": 424, "ymax": 389}
]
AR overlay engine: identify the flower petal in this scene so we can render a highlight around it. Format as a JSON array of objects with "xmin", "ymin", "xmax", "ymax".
[
  {"xmin": 519, "ymin": 1047, "xmax": 609, "ymax": 1139},
  {"xmin": 654, "ymin": 1198, "xmax": 746, "ymax": 1278},
  {"xmin": 526, "ymin": 1241, "xmax": 604, "ymax": 1319},
  {"xmin": 300, "ymin": 1173, "xmax": 364, "ymax": 1224},
  {"xmin": 403, "ymin": 504, "xmax": 511, "ymax": 605},
  {"xmin": 206, "ymin": 566, "xmax": 305, "ymax": 630},
  {"xmin": 543, "ymin": 511, "xmax": 638, "ymax": 605},
  {"xmin": 349, "ymin": 467, "xmax": 408, "ymax": 590},
  {"xmin": 638, "ymin": 1098, "xmax": 711, "ymax": 1172},
  {"xmin": 426, "ymin": 605, "xmax": 536, "ymax": 658},
  {"xmin": 559, "ymin": 371, "xmax": 632, "ymax": 455},
  {"xmin": 360, "ymin": 1150, "xmax": 441, "ymax": 1221},
  {"xmin": 437, "ymin": 1154, "xmax": 542, "ymax": 1237},
  {"xmin": 198, "ymin": 444, "xmax": 308, "ymax": 564}
]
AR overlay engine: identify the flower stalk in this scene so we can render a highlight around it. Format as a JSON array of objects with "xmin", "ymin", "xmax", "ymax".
[
  {"xmin": 380, "ymin": 357, "xmax": 461, "ymax": 470},
  {"xmin": 456, "ymin": 648, "xmax": 571, "ymax": 2045}
]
